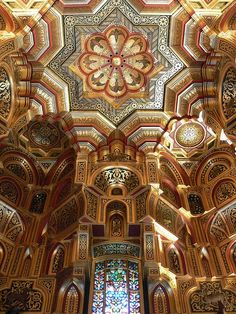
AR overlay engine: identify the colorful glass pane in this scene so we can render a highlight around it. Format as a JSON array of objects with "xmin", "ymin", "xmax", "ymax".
[{"xmin": 92, "ymin": 259, "xmax": 141, "ymax": 314}]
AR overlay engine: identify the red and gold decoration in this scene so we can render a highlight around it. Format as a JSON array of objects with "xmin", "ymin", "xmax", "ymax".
[
  {"xmin": 0, "ymin": 0, "xmax": 236, "ymax": 313},
  {"xmin": 76, "ymin": 25, "xmax": 155, "ymax": 107}
]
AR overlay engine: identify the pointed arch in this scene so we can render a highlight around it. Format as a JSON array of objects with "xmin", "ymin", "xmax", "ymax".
[
  {"xmin": 167, "ymin": 246, "xmax": 182, "ymax": 275},
  {"xmin": 200, "ymin": 248, "xmax": 212, "ymax": 277},
  {"xmin": 21, "ymin": 255, "xmax": 32, "ymax": 277},
  {"xmin": 63, "ymin": 283, "xmax": 81, "ymax": 314},
  {"xmin": 57, "ymin": 279, "xmax": 83, "ymax": 314},
  {"xmin": 153, "ymin": 283, "xmax": 170, "ymax": 314},
  {"xmin": 49, "ymin": 244, "xmax": 65, "ymax": 274}
]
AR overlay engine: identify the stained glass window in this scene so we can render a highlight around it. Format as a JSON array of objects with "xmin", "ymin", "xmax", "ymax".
[{"xmin": 92, "ymin": 259, "xmax": 141, "ymax": 314}]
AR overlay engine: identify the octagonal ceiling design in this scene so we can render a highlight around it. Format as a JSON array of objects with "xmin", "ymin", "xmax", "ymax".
[
  {"xmin": 74, "ymin": 25, "xmax": 156, "ymax": 108},
  {"xmin": 48, "ymin": 0, "xmax": 184, "ymax": 125}
]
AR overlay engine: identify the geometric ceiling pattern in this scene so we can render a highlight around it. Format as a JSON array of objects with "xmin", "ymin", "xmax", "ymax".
[
  {"xmin": 0, "ymin": 0, "xmax": 236, "ymax": 314},
  {"xmin": 49, "ymin": 0, "xmax": 184, "ymax": 125}
]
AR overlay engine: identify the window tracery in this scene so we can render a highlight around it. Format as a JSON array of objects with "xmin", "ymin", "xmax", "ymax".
[{"xmin": 92, "ymin": 259, "xmax": 141, "ymax": 314}]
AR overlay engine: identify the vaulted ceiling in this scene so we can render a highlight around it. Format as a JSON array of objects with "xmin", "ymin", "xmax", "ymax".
[{"xmin": 0, "ymin": 0, "xmax": 236, "ymax": 229}]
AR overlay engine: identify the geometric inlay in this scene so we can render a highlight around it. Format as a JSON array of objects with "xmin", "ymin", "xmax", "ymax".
[
  {"xmin": 175, "ymin": 122, "xmax": 205, "ymax": 148},
  {"xmin": 76, "ymin": 25, "xmax": 155, "ymax": 108},
  {"xmin": 49, "ymin": 0, "xmax": 184, "ymax": 125}
]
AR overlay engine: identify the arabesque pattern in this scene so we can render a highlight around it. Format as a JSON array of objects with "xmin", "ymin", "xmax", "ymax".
[{"xmin": 78, "ymin": 25, "xmax": 155, "ymax": 108}]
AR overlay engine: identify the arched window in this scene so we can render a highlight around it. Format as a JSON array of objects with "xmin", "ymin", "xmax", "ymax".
[
  {"xmin": 51, "ymin": 246, "xmax": 65, "ymax": 273},
  {"xmin": 63, "ymin": 284, "xmax": 80, "ymax": 314},
  {"xmin": 92, "ymin": 259, "xmax": 141, "ymax": 313},
  {"xmin": 153, "ymin": 284, "xmax": 170, "ymax": 314}
]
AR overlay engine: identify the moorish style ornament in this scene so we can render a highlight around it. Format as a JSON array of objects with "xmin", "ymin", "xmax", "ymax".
[
  {"xmin": 0, "ymin": 67, "xmax": 11, "ymax": 119},
  {"xmin": 30, "ymin": 192, "xmax": 47, "ymax": 214},
  {"xmin": 27, "ymin": 121, "xmax": 60, "ymax": 150},
  {"xmin": 188, "ymin": 193, "xmax": 204, "ymax": 215},
  {"xmin": 190, "ymin": 282, "xmax": 236, "ymax": 312},
  {"xmin": 0, "ymin": 281, "xmax": 43, "ymax": 311},
  {"xmin": 215, "ymin": 181, "xmax": 236, "ymax": 205},
  {"xmin": 94, "ymin": 168, "xmax": 139, "ymax": 193},
  {"xmin": 222, "ymin": 67, "xmax": 236, "ymax": 120},
  {"xmin": 153, "ymin": 284, "xmax": 170, "ymax": 314},
  {"xmin": 175, "ymin": 122, "xmax": 205, "ymax": 148},
  {"xmin": 77, "ymin": 25, "xmax": 155, "ymax": 108},
  {"xmin": 63, "ymin": 284, "xmax": 80, "ymax": 314}
]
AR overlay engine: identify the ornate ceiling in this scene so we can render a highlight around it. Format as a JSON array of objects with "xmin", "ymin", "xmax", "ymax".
[
  {"xmin": 0, "ymin": 0, "xmax": 235, "ymax": 220},
  {"xmin": 0, "ymin": 1, "xmax": 236, "ymax": 313}
]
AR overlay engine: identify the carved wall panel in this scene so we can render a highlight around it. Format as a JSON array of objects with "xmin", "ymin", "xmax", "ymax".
[
  {"xmin": 51, "ymin": 246, "xmax": 65, "ymax": 274},
  {"xmin": 0, "ymin": 201, "xmax": 24, "ymax": 243},
  {"xmin": 48, "ymin": 197, "xmax": 83, "ymax": 234},
  {"xmin": 222, "ymin": 67, "xmax": 236, "ymax": 120},
  {"xmin": 0, "ymin": 180, "xmax": 20, "ymax": 205},
  {"xmin": 135, "ymin": 190, "xmax": 148, "ymax": 221},
  {"xmin": 0, "ymin": 280, "xmax": 44, "ymax": 312},
  {"xmin": 190, "ymin": 282, "xmax": 236, "ymax": 312},
  {"xmin": 84, "ymin": 189, "xmax": 98, "ymax": 220},
  {"xmin": 210, "ymin": 203, "xmax": 236, "ymax": 242},
  {"xmin": 213, "ymin": 181, "xmax": 236, "ymax": 206},
  {"xmin": 94, "ymin": 168, "xmax": 139, "ymax": 193},
  {"xmin": 0, "ymin": 66, "xmax": 11, "ymax": 120}
]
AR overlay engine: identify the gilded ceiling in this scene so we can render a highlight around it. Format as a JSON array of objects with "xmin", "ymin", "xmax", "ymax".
[
  {"xmin": 1, "ymin": 1, "xmax": 236, "ymax": 218},
  {"xmin": 0, "ymin": 1, "xmax": 236, "ymax": 313}
]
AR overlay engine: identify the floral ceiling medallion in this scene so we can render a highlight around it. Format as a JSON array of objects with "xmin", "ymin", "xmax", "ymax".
[
  {"xmin": 175, "ymin": 122, "xmax": 206, "ymax": 148},
  {"xmin": 76, "ymin": 25, "xmax": 155, "ymax": 108}
]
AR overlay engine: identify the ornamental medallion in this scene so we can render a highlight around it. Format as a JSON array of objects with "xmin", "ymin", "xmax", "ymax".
[{"xmin": 77, "ymin": 25, "xmax": 155, "ymax": 108}]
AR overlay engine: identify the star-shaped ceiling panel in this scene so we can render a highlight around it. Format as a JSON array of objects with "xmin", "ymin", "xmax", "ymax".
[{"xmin": 49, "ymin": 0, "xmax": 184, "ymax": 125}]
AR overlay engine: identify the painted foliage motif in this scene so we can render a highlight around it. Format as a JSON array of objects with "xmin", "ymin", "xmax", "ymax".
[
  {"xmin": 190, "ymin": 282, "xmax": 236, "ymax": 312},
  {"xmin": 0, "ymin": 281, "xmax": 43, "ymax": 311},
  {"xmin": 78, "ymin": 25, "xmax": 154, "ymax": 107}
]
